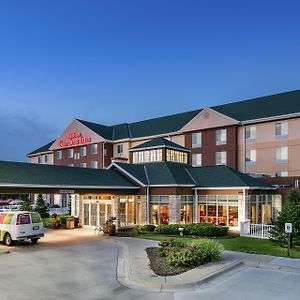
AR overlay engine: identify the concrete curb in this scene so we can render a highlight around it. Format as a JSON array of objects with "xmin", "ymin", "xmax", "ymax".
[
  {"xmin": 115, "ymin": 238, "xmax": 245, "ymax": 291},
  {"xmin": 244, "ymin": 260, "xmax": 300, "ymax": 273}
]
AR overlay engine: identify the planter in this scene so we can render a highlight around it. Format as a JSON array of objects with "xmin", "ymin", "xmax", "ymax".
[{"xmin": 107, "ymin": 224, "xmax": 116, "ymax": 236}]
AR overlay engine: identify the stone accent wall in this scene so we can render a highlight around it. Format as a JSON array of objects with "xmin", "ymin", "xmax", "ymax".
[
  {"xmin": 169, "ymin": 195, "xmax": 181, "ymax": 224},
  {"xmin": 138, "ymin": 195, "xmax": 147, "ymax": 225}
]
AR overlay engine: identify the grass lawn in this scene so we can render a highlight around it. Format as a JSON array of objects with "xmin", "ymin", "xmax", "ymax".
[{"xmin": 138, "ymin": 235, "xmax": 300, "ymax": 258}]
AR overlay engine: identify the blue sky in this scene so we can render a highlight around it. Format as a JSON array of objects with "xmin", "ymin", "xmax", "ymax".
[{"xmin": 1, "ymin": 0, "xmax": 300, "ymax": 161}]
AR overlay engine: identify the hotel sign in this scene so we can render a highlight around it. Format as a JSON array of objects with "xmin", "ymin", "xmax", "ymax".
[{"xmin": 59, "ymin": 132, "xmax": 91, "ymax": 148}]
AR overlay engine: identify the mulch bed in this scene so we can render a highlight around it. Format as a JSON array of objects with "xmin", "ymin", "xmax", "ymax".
[{"xmin": 146, "ymin": 247, "xmax": 189, "ymax": 276}]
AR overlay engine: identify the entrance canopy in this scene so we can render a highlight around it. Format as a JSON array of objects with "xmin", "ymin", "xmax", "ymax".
[{"xmin": 0, "ymin": 161, "xmax": 139, "ymax": 194}]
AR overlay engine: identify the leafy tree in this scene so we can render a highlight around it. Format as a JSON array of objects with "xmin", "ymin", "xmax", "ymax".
[
  {"xmin": 20, "ymin": 198, "xmax": 32, "ymax": 211},
  {"xmin": 270, "ymin": 190, "xmax": 300, "ymax": 248},
  {"xmin": 34, "ymin": 194, "xmax": 49, "ymax": 218}
]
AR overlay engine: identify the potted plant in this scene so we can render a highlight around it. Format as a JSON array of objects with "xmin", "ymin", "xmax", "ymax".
[
  {"xmin": 105, "ymin": 216, "xmax": 116, "ymax": 236},
  {"xmin": 51, "ymin": 213, "xmax": 61, "ymax": 229}
]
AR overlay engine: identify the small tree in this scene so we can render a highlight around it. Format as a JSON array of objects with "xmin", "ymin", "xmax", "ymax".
[
  {"xmin": 20, "ymin": 198, "xmax": 32, "ymax": 211},
  {"xmin": 34, "ymin": 194, "xmax": 49, "ymax": 218},
  {"xmin": 270, "ymin": 190, "xmax": 300, "ymax": 248}
]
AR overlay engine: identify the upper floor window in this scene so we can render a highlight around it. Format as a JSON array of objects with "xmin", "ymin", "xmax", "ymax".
[
  {"xmin": 80, "ymin": 162, "xmax": 87, "ymax": 168},
  {"xmin": 132, "ymin": 149, "xmax": 162, "ymax": 163},
  {"xmin": 68, "ymin": 164, "xmax": 74, "ymax": 167},
  {"xmin": 56, "ymin": 150, "xmax": 62, "ymax": 160},
  {"xmin": 117, "ymin": 144, "xmax": 124, "ymax": 157},
  {"xmin": 68, "ymin": 148, "xmax": 74, "ymax": 158},
  {"xmin": 91, "ymin": 161, "xmax": 98, "ymax": 169},
  {"xmin": 216, "ymin": 151, "xmax": 227, "ymax": 165},
  {"xmin": 192, "ymin": 132, "xmax": 202, "ymax": 148},
  {"xmin": 91, "ymin": 144, "xmax": 98, "ymax": 155},
  {"xmin": 275, "ymin": 122, "xmax": 288, "ymax": 138},
  {"xmin": 276, "ymin": 146, "xmax": 288, "ymax": 164},
  {"xmin": 166, "ymin": 149, "xmax": 188, "ymax": 164},
  {"xmin": 245, "ymin": 125, "xmax": 256, "ymax": 140},
  {"xmin": 216, "ymin": 129, "xmax": 227, "ymax": 145},
  {"xmin": 74, "ymin": 153, "xmax": 80, "ymax": 160},
  {"xmin": 80, "ymin": 146, "xmax": 87, "ymax": 157},
  {"xmin": 246, "ymin": 149, "xmax": 256, "ymax": 165},
  {"xmin": 192, "ymin": 153, "xmax": 202, "ymax": 167},
  {"xmin": 275, "ymin": 171, "xmax": 288, "ymax": 177}
]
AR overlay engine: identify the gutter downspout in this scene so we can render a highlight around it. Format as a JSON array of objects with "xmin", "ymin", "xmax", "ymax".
[
  {"xmin": 146, "ymin": 186, "xmax": 150, "ymax": 224},
  {"xmin": 194, "ymin": 189, "xmax": 198, "ymax": 223},
  {"xmin": 242, "ymin": 123, "xmax": 246, "ymax": 174},
  {"xmin": 102, "ymin": 141, "xmax": 106, "ymax": 169}
]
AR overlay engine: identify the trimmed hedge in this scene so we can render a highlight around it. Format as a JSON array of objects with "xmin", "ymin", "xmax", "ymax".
[
  {"xmin": 154, "ymin": 223, "xmax": 228, "ymax": 237},
  {"xmin": 158, "ymin": 238, "xmax": 222, "ymax": 268},
  {"xmin": 134, "ymin": 224, "xmax": 156, "ymax": 234}
]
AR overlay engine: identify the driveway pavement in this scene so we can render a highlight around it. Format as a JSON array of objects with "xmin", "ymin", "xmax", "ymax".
[{"xmin": 0, "ymin": 229, "xmax": 300, "ymax": 300}]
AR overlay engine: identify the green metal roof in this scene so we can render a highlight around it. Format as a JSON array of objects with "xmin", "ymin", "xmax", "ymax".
[
  {"xmin": 27, "ymin": 140, "xmax": 56, "ymax": 156},
  {"xmin": 76, "ymin": 119, "xmax": 113, "ymax": 140},
  {"xmin": 212, "ymin": 90, "xmax": 300, "ymax": 122},
  {"xmin": 129, "ymin": 137, "xmax": 190, "ymax": 152},
  {"xmin": 0, "ymin": 161, "xmax": 137, "ymax": 188},
  {"xmin": 189, "ymin": 165, "xmax": 272, "ymax": 189},
  {"xmin": 114, "ymin": 162, "xmax": 272, "ymax": 189}
]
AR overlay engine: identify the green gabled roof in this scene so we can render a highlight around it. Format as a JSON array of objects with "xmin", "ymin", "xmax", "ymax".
[
  {"xmin": 189, "ymin": 165, "xmax": 272, "ymax": 189},
  {"xmin": 0, "ymin": 161, "xmax": 137, "ymax": 188},
  {"xmin": 212, "ymin": 89, "xmax": 300, "ymax": 122},
  {"xmin": 28, "ymin": 140, "xmax": 56, "ymax": 156},
  {"xmin": 129, "ymin": 137, "xmax": 190, "ymax": 152},
  {"xmin": 114, "ymin": 162, "xmax": 196, "ymax": 186},
  {"xmin": 76, "ymin": 119, "xmax": 113, "ymax": 140},
  {"xmin": 125, "ymin": 110, "xmax": 201, "ymax": 139}
]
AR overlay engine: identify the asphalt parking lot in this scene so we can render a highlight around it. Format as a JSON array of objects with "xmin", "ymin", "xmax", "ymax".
[{"xmin": 0, "ymin": 229, "xmax": 300, "ymax": 300}]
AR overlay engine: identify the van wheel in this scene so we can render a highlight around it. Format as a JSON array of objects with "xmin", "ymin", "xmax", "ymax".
[
  {"xmin": 4, "ymin": 233, "xmax": 14, "ymax": 246},
  {"xmin": 31, "ymin": 238, "xmax": 39, "ymax": 244}
]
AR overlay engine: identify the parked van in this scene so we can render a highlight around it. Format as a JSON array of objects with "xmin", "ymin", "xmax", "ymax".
[{"xmin": 0, "ymin": 211, "xmax": 44, "ymax": 246}]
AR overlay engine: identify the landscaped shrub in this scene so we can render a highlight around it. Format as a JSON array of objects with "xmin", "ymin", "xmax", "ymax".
[
  {"xmin": 154, "ymin": 223, "xmax": 228, "ymax": 237},
  {"xmin": 134, "ymin": 224, "xmax": 157, "ymax": 234},
  {"xmin": 158, "ymin": 238, "xmax": 185, "ymax": 257},
  {"xmin": 165, "ymin": 240, "xmax": 222, "ymax": 268},
  {"xmin": 144, "ymin": 224, "xmax": 156, "ymax": 232}
]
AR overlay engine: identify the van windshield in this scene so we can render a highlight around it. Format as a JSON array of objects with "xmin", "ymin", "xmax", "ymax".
[{"xmin": 17, "ymin": 214, "xmax": 31, "ymax": 225}]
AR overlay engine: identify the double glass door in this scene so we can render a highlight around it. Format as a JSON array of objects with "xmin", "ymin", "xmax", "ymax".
[{"xmin": 83, "ymin": 201, "xmax": 113, "ymax": 228}]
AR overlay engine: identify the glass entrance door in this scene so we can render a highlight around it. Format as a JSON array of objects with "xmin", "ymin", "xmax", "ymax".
[{"xmin": 83, "ymin": 201, "xmax": 113, "ymax": 228}]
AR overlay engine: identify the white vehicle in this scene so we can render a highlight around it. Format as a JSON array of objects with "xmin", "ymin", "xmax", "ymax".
[{"xmin": 0, "ymin": 211, "xmax": 44, "ymax": 246}]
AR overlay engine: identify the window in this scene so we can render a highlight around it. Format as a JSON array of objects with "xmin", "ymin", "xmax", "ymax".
[
  {"xmin": 68, "ymin": 148, "xmax": 74, "ymax": 158},
  {"xmin": 74, "ymin": 153, "xmax": 80, "ymax": 160},
  {"xmin": 166, "ymin": 149, "xmax": 188, "ymax": 164},
  {"xmin": 276, "ymin": 171, "xmax": 288, "ymax": 177},
  {"xmin": 192, "ymin": 132, "xmax": 202, "ymax": 148},
  {"xmin": 245, "ymin": 126, "xmax": 256, "ymax": 140},
  {"xmin": 91, "ymin": 161, "xmax": 98, "ymax": 169},
  {"xmin": 80, "ymin": 162, "xmax": 87, "ymax": 168},
  {"xmin": 91, "ymin": 144, "xmax": 98, "ymax": 155},
  {"xmin": 216, "ymin": 151, "xmax": 227, "ymax": 165},
  {"xmin": 17, "ymin": 214, "xmax": 31, "ymax": 225},
  {"xmin": 68, "ymin": 164, "xmax": 74, "ymax": 167},
  {"xmin": 276, "ymin": 146, "xmax": 288, "ymax": 163},
  {"xmin": 80, "ymin": 146, "xmax": 87, "ymax": 157},
  {"xmin": 192, "ymin": 153, "xmax": 202, "ymax": 166},
  {"xmin": 57, "ymin": 150, "xmax": 62, "ymax": 160},
  {"xmin": 216, "ymin": 129, "xmax": 227, "ymax": 145},
  {"xmin": 132, "ymin": 149, "xmax": 163, "ymax": 163},
  {"xmin": 37, "ymin": 156, "xmax": 42, "ymax": 164},
  {"xmin": 117, "ymin": 144, "xmax": 123, "ymax": 157},
  {"xmin": 246, "ymin": 149, "xmax": 256, "ymax": 165},
  {"xmin": 275, "ymin": 122, "xmax": 288, "ymax": 138},
  {"xmin": 44, "ymin": 155, "xmax": 48, "ymax": 164}
]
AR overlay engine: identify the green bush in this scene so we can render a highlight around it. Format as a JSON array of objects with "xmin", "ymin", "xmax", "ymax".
[
  {"xmin": 154, "ymin": 223, "xmax": 228, "ymax": 237},
  {"xmin": 158, "ymin": 238, "xmax": 185, "ymax": 257},
  {"xmin": 165, "ymin": 240, "xmax": 222, "ymax": 268},
  {"xmin": 144, "ymin": 225, "xmax": 156, "ymax": 232},
  {"xmin": 135, "ymin": 224, "xmax": 157, "ymax": 234}
]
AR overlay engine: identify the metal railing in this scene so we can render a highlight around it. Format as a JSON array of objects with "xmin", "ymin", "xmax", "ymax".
[{"xmin": 240, "ymin": 221, "xmax": 273, "ymax": 239}]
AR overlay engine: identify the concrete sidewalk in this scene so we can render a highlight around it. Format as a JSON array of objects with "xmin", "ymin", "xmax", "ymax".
[{"xmin": 114, "ymin": 237, "xmax": 300, "ymax": 291}]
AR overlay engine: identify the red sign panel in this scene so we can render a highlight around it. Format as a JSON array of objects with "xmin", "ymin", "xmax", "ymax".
[{"xmin": 59, "ymin": 132, "xmax": 91, "ymax": 148}]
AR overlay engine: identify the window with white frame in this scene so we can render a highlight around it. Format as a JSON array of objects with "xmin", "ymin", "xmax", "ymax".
[
  {"xmin": 91, "ymin": 161, "xmax": 98, "ymax": 169},
  {"xmin": 275, "ymin": 171, "xmax": 288, "ymax": 177},
  {"xmin": 245, "ymin": 125, "xmax": 256, "ymax": 140},
  {"xmin": 74, "ymin": 153, "xmax": 80, "ymax": 160},
  {"xmin": 117, "ymin": 144, "xmax": 124, "ymax": 157},
  {"xmin": 216, "ymin": 129, "xmax": 227, "ymax": 145},
  {"xmin": 56, "ymin": 150, "xmax": 62, "ymax": 160},
  {"xmin": 80, "ymin": 146, "xmax": 87, "ymax": 157},
  {"xmin": 192, "ymin": 132, "xmax": 202, "ymax": 148},
  {"xmin": 276, "ymin": 146, "xmax": 288, "ymax": 163},
  {"xmin": 246, "ymin": 149, "xmax": 256, "ymax": 164},
  {"xmin": 44, "ymin": 155, "xmax": 48, "ymax": 164},
  {"xmin": 275, "ymin": 122, "xmax": 288, "ymax": 138},
  {"xmin": 68, "ymin": 148, "xmax": 74, "ymax": 158},
  {"xmin": 91, "ymin": 144, "xmax": 98, "ymax": 155},
  {"xmin": 216, "ymin": 151, "xmax": 227, "ymax": 165},
  {"xmin": 37, "ymin": 156, "xmax": 42, "ymax": 164},
  {"xmin": 80, "ymin": 162, "xmax": 87, "ymax": 168},
  {"xmin": 192, "ymin": 153, "xmax": 202, "ymax": 166},
  {"xmin": 68, "ymin": 164, "xmax": 74, "ymax": 167}
]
